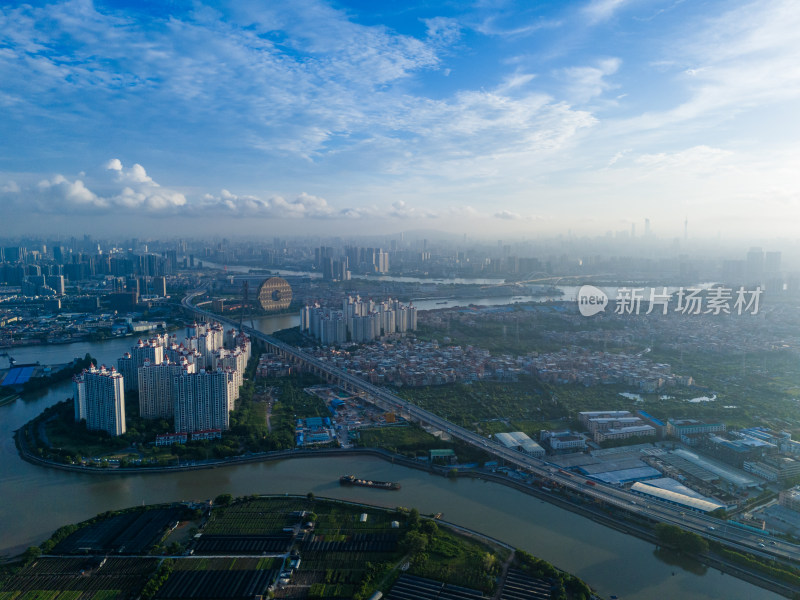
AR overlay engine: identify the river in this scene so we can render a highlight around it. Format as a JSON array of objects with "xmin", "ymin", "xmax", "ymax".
[
  {"xmin": 246, "ymin": 295, "xmax": 564, "ymax": 333},
  {"xmin": 0, "ymin": 319, "xmax": 779, "ymax": 599},
  {"xmin": 199, "ymin": 261, "xmax": 506, "ymax": 286}
]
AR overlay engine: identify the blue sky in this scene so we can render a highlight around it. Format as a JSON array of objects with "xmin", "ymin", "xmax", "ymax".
[{"xmin": 1, "ymin": 0, "xmax": 798, "ymax": 238}]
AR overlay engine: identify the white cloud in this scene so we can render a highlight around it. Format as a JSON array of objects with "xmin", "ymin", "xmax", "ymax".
[
  {"xmin": 105, "ymin": 159, "xmax": 186, "ymax": 210},
  {"xmin": 423, "ymin": 17, "xmax": 461, "ymax": 46},
  {"xmin": 684, "ymin": 67, "xmax": 707, "ymax": 77},
  {"xmin": 606, "ymin": 149, "xmax": 631, "ymax": 167},
  {"xmin": 0, "ymin": 0, "xmax": 596, "ymax": 178},
  {"xmin": 495, "ymin": 72, "xmax": 537, "ymax": 94},
  {"xmin": 494, "ymin": 209, "xmax": 521, "ymax": 220},
  {"xmin": 583, "ymin": 0, "xmax": 630, "ymax": 24},
  {"xmin": 619, "ymin": 0, "xmax": 800, "ymax": 134},
  {"xmin": 112, "ymin": 186, "xmax": 187, "ymax": 211},
  {"xmin": 388, "ymin": 200, "xmax": 437, "ymax": 219},
  {"xmin": 1, "ymin": 159, "xmax": 471, "ymax": 222},
  {"xmin": 560, "ymin": 58, "xmax": 621, "ymax": 103},
  {"xmin": 0, "ymin": 159, "xmax": 189, "ymax": 214},
  {"xmin": 201, "ymin": 189, "xmax": 337, "ymax": 218},
  {"xmin": 35, "ymin": 175, "xmax": 107, "ymax": 210},
  {"xmin": 473, "ymin": 16, "xmax": 562, "ymax": 38},
  {"xmin": 447, "ymin": 205, "xmax": 481, "ymax": 218},
  {"xmin": 0, "ymin": 0, "xmax": 448, "ymax": 166},
  {"xmin": 634, "ymin": 145, "xmax": 734, "ymax": 170}
]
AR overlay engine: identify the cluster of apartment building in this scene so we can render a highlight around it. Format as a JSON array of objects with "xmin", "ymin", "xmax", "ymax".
[
  {"xmin": 300, "ymin": 296, "xmax": 417, "ymax": 346},
  {"xmin": 531, "ymin": 350, "xmax": 694, "ymax": 392},
  {"xmin": 72, "ymin": 322, "xmax": 250, "ymax": 438}
]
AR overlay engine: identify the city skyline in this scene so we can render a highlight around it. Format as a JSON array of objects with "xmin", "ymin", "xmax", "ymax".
[{"xmin": 1, "ymin": 0, "xmax": 798, "ymax": 238}]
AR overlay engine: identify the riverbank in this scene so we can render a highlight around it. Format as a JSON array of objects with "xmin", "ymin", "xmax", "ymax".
[
  {"xmin": 0, "ymin": 323, "xmax": 188, "ymax": 352},
  {"xmin": 15, "ymin": 434, "xmax": 800, "ymax": 597}
]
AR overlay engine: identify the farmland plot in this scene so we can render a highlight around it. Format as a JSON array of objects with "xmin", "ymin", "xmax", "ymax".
[{"xmin": 0, "ymin": 557, "xmax": 158, "ymax": 600}]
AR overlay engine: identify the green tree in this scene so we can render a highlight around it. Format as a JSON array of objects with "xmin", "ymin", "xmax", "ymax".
[
  {"xmin": 167, "ymin": 542, "xmax": 183, "ymax": 555},
  {"xmin": 22, "ymin": 546, "xmax": 41, "ymax": 564},
  {"xmin": 408, "ymin": 507, "xmax": 420, "ymax": 529},
  {"xmin": 655, "ymin": 523, "xmax": 708, "ymax": 555},
  {"xmin": 402, "ymin": 531, "xmax": 428, "ymax": 556},
  {"xmin": 214, "ymin": 493, "xmax": 233, "ymax": 506},
  {"xmin": 411, "ymin": 551, "xmax": 429, "ymax": 569},
  {"xmin": 420, "ymin": 520, "xmax": 438, "ymax": 537},
  {"xmin": 709, "ymin": 508, "xmax": 728, "ymax": 519}
]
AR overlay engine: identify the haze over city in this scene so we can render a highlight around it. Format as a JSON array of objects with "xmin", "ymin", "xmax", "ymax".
[{"xmin": 1, "ymin": 0, "xmax": 798, "ymax": 238}]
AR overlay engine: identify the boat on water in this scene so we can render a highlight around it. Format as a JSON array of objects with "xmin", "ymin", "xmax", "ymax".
[{"xmin": 339, "ymin": 475, "xmax": 401, "ymax": 490}]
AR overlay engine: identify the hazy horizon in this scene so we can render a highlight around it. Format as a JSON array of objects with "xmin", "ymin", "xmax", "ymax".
[{"xmin": 2, "ymin": 0, "xmax": 798, "ymax": 238}]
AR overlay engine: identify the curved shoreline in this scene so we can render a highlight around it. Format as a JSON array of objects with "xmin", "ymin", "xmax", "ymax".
[
  {"xmin": 15, "ymin": 425, "xmax": 435, "ymax": 474},
  {"xmin": 15, "ymin": 428, "xmax": 800, "ymax": 597}
]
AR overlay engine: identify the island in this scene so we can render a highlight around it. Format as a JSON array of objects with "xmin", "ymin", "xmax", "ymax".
[{"xmin": 0, "ymin": 494, "xmax": 593, "ymax": 600}]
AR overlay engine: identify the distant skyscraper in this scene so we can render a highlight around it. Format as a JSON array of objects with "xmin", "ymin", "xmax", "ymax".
[
  {"xmin": 154, "ymin": 276, "xmax": 167, "ymax": 297},
  {"xmin": 73, "ymin": 365, "xmax": 126, "ymax": 436},
  {"xmin": 377, "ymin": 250, "xmax": 389, "ymax": 273},
  {"xmin": 746, "ymin": 247, "xmax": 765, "ymax": 286},
  {"xmin": 46, "ymin": 274, "xmax": 65, "ymax": 295},
  {"xmin": 765, "ymin": 251, "xmax": 783, "ymax": 292},
  {"xmin": 765, "ymin": 251, "xmax": 782, "ymax": 275},
  {"xmin": 722, "ymin": 260, "xmax": 745, "ymax": 283}
]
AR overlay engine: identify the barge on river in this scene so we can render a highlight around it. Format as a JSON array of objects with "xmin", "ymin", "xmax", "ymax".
[{"xmin": 339, "ymin": 475, "xmax": 401, "ymax": 490}]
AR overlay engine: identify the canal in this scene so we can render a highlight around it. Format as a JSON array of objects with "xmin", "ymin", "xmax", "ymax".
[{"xmin": 0, "ymin": 317, "xmax": 780, "ymax": 599}]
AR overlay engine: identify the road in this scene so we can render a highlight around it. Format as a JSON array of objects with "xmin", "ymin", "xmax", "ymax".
[{"xmin": 181, "ymin": 288, "xmax": 800, "ymax": 567}]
